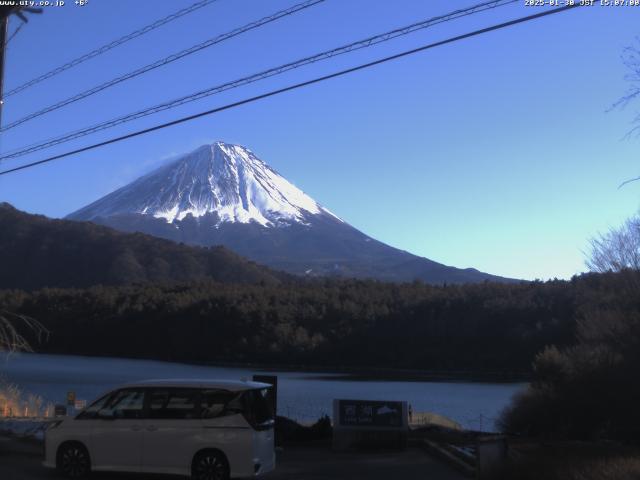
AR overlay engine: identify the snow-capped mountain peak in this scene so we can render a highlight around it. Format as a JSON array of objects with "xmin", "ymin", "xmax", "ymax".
[
  {"xmin": 67, "ymin": 141, "xmax": 512, "ymax": 284},
  {"xmin": 69, "ymin": 141, "xmax": 340, "ymax": 227}
]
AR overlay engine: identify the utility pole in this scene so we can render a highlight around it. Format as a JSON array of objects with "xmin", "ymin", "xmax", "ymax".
[
  {"xmin": 0, "ymin": 6, "xmax": 42, "ymax": 128},
  {"xmin": 0, "ymin": 11, "xmax": 9, "ymax": 128}
]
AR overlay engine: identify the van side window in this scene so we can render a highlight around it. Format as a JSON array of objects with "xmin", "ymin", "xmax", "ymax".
[
  {"xmin": 149, "ymin": 388, "xmax": 199, "ymax": 419},
  {"xmin": 106, "ymin": 389, "xmax": 145, "ymax": 419},
  {"xmin": 200, "ymin": 389, "xmax": 237, "ymax": 419}
]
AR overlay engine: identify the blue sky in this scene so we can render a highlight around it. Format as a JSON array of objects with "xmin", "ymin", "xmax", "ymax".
[{"xmin": 1, "ymin": 0, "xmax": 639, "ymax": 280}]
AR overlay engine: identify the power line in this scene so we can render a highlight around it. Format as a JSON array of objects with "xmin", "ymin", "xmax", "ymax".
[
  {"xmin": 2, "ymin": 0, "xmax": 220, "ymax": 99},
  {"xmin": 0, "ymin": 0, "xmax": 325, "ymax": 133},
  {"xmin": 0, "ymin": 0, "xmax": 517, "ymax": 161},
  {"xmin": 0, "ymin": 3, "xmax": 582, "ymax": 177}
]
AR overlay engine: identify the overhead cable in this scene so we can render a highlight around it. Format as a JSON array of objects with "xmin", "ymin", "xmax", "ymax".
[
  {"xmin": 0, "ymin": 0, "xmax": 516, "ymax": 159},
  {"xmin": 3, "ymin": 0, "xmax": 221, "ymax": 98},
  {"xmin": 0, "ymin": 0, "xmax": 325, "ymax": 132},
  {"xmin": 0, "ymin": 4, "xmax": 582, "ymax": 177}
]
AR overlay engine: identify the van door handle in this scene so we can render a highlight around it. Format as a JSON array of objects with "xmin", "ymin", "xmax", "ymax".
[
  {"xmin": 131, "ymin": 425, "xmax": 142, "ymax": 431},
  {"xmin": 146, "ymin": 425, "xmax": 157, "ymax": 432}
]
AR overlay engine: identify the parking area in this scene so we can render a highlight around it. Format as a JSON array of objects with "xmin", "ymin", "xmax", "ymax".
[
  {"xmin": 0, "ymin": 435, "xmax": 465, "ymax": 480},
  {"xmin": 264, "ymin": 446, "xmax": 465, "ymax": 480}
]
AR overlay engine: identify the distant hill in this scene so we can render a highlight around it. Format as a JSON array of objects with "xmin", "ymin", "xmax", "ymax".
[{"xmin": 0, "ymin": 203, "xmax": 284, "ymax": 290}]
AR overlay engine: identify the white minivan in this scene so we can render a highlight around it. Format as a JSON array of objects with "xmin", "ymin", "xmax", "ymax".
[{"xmin": 43, "ymin": 379, "xmax": 276, "ymax": 479}]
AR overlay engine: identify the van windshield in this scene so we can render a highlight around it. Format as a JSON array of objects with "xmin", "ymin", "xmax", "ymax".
[{"xmin": 76, "ymin": 392, "xmax": 112, "ymax": 419}]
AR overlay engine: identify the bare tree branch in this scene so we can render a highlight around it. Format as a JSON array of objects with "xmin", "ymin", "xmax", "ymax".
[
  {"xmin": 610, "ymin": 39, "xmax": 640, "ymax": 112},
  {"xmin": 0, "ymin": 311, "xmax": 48, "ymax": 353},
  {"xmin": 585, "ymin": 214, "xmax": 640, "ymax": 292},
  {"xmin": 612, "ymin": 39, "xmax": 640, "ymax": 185},
  {"xmin": 618, "ymin": 175, "xmax": 640, "ymax": 189}
]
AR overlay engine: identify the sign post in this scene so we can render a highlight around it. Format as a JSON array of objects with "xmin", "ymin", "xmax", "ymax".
[
  {"xmin": 54, "ymin": 405, "xmax": 67, "ymax": 417},
  {"xmin": 252, "ymin": 374, "xmax": 277, "ymax": 418}
]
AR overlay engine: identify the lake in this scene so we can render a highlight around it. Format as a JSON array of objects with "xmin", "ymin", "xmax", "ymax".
[{"xmin": 0, "ymin": 353, "xmax": 526, "ymax": 431}]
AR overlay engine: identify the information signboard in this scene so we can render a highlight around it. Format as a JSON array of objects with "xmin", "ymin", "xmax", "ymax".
[
  {"xmin": 337, "ymin": 399, "xmax": 404, "ymax": 428},
  {"xmin": 332, "ymin": 398, "xmax": 408, "ymax": 451}
]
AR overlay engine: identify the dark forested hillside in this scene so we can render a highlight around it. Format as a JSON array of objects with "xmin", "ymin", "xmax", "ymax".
[
  {"xmin": 1, "ymin": 203, "xmax": 611, "ymax": 375},
  {"xmin": 0, "ymin": 203, "xmax": 284, "ymax": 289},
  {"xmin": 0, "ymin": 276, "xmax": 589, "ymax": 374}
]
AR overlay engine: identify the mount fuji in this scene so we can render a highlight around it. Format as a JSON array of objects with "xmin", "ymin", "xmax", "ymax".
[{"xmin": 67, "ymin": 141, "xmax": 510, "ymax": 284}]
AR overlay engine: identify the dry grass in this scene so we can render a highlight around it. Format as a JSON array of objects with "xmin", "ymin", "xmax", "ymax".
[
  {"xmin": 0, "ymin": 376, "xmax": 53, "ymax": 418},
  {"xmin": 562, "ymin": 457, "xmax": 640, "ymax": 480},
  {"xmin": 410, "ymin": 412, "xmax": 463, "ymax": 430}
]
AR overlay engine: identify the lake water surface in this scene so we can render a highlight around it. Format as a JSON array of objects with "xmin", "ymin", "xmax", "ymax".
[{"xmin": 1, "ymin": 353, "xmax": 526, "ymax": 431}]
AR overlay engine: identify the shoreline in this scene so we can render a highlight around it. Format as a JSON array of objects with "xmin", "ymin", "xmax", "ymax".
[{"xmin": 4, "ymin": 351, "xmax": 531, "ymax": 384}]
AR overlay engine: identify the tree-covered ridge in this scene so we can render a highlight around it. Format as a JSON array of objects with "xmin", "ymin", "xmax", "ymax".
[
  {"xmin": 500, "ymin": 270, "xmax": 640, "ymax": 441},
  {"xmin": 0, "ymin": 203, "xmax": 285, "ymax": 289},
  {"xmin": 0, "ymin": 275, "xmax": 591, "ymax": 373}
]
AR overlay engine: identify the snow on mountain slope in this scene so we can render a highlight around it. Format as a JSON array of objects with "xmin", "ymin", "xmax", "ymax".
[{"xmin": 69, "ymin": 141, "xmax": 340, "ymax": 227}]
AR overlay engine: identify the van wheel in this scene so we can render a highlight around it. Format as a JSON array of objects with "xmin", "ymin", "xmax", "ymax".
[
  {"xmin": 192, "ymin": 450, "xmax": 229, "ymax": 480},
  {"xmin": 57, "ymin": 442, "xmax": 91, "ymax": 478}
]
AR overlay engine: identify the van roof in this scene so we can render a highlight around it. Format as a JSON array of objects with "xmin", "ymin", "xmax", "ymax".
[{"xmin": 121, "ymin": 378, "xmax": 272, "ymax": 391}]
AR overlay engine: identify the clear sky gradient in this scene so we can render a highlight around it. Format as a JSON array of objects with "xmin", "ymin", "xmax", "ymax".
[{"xmin": 1, "ymin": 0, "xmax": 639, "ymax": 280}]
